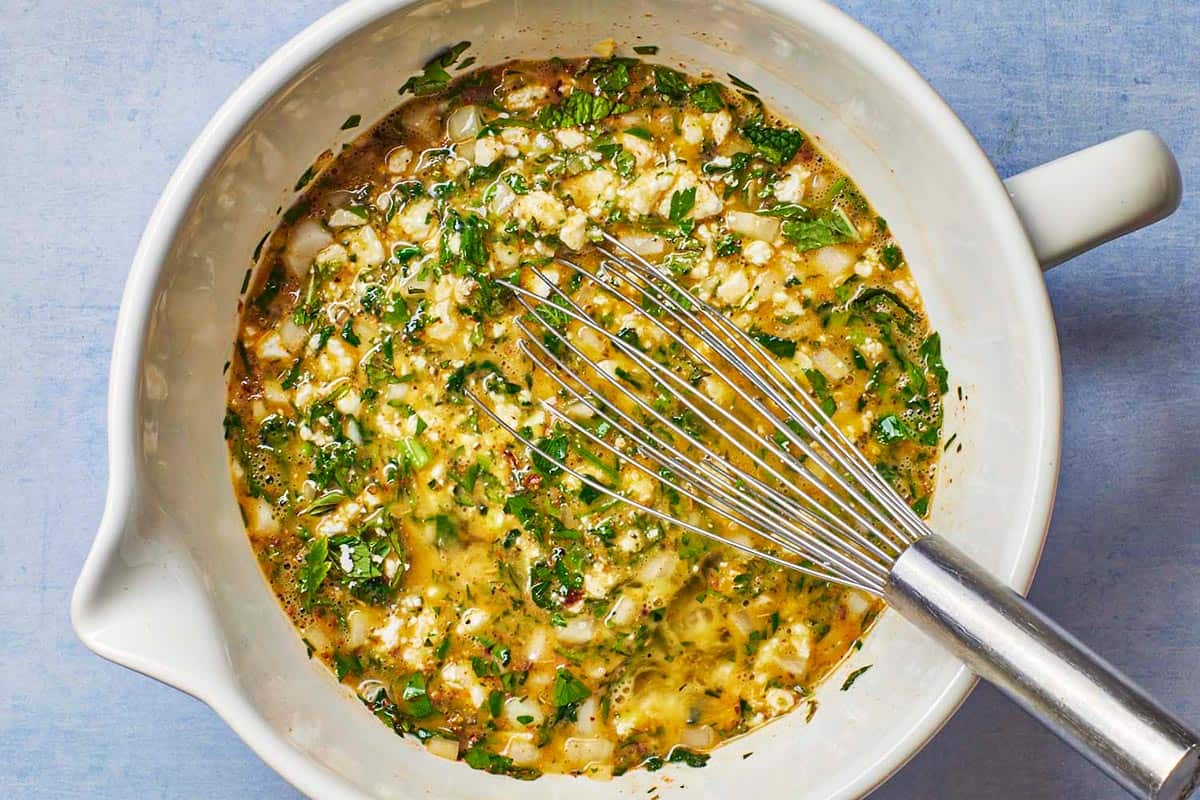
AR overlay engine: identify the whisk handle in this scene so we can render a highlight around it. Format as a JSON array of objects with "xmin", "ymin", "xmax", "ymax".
[{"xmin": 885, "ymin": 535, "xmax": 1200, "ymax": 800}]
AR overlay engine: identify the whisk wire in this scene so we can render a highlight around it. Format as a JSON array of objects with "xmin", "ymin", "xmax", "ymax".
[
  {"xmin": 597, "ymin": 233, "xmax": 928, "ymax": 545},
  {"xmin": 468, "ymin": 235, "xmax": 942, "ymax": 593},
  {"xmin": 515, "ymin": 265, "xmax": 901, "ymax": 571},
  {"xmin": 543, "ymin": 254, "xmax": 914, "ymax": 557},
  {"xmin": 465, "ymin": 388, "xmax": 876, "ymax": 589},
  {"xmin": 513, "ymin": 330, "xmax": 891, "ymax": 588}
]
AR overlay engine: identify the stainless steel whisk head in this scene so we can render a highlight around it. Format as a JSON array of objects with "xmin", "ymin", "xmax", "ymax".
[
  {"xmin": 463, "ymin": 230, "xmax": 1200, "ymax": 800},
  {"xmin": 467, "ymin": 231, "xmax": 924, "ymax": 595}
]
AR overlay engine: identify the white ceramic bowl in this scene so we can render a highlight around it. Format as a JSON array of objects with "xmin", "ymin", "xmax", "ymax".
[{"xmin": 71, "ymin": 1, "xmax": 1182, "ymax": 797}]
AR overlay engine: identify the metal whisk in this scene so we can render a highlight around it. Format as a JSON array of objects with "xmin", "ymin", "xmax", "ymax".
[{"xmin": 466, "ymin": 232, "xmax": 1199, "ymax": 800}]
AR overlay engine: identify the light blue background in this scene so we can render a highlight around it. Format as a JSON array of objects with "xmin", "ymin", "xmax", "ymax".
[{"xmin": 2, "ymin": 1, "xmax": 1197, "ymax": 797}]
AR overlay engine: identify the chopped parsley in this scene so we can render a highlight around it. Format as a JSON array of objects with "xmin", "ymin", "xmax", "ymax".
[{"xmin": 399, "ymin": 40, "xmax": 472, "ymax": 96}]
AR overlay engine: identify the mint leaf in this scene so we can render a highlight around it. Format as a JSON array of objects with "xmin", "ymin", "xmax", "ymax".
[
  {"xmin": 741, "ymin": 122, "xmax": 803, "ymax": 165},
  {"xmin": 653, "ymin": 66, "xmax": 689, "ymax": 100},
  {"xmin": 537, "ymin": 91, "xmax": 615, "ymax": 129},
  {"xmin": 690, "ymin": 82, "xmax": 725, "ymax": 112}
]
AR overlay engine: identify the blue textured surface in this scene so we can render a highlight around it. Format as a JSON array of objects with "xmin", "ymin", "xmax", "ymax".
[{"xmin": 1, "ymin": 1, "xmax": 1196, "ymax": 797}]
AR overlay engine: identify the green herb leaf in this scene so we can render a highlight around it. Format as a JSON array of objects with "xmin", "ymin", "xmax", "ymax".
[
  {"xmin": 401, "ymin": 672, "xmax": 435, "ymax": 717},
  {"xmin": 328, "ymin": 534, "xmax": 383, "ymax": 579},
  {"xmin": 727, "ymin": 73, "xmax": 759, "ymax": 93},
  {"xmin": 531, "ymin": 434, "xmax": 569, "ymax": 477},
  {"xmin": 551, "ymin": 668, "xmax": 591, "ymax": 706},
  {"xmin": 340, "ymin": 114, "xmax": 362, "ymax": 130},
  {"xmin": 690, "ymin": 82, "xmax": 725, "ymax": 112},
  {"xmin": 715, "ymin": 233, "xmax": 742, "ymax": 256},
  {"xmin": 668, "ymin": 186, "xmax": 697, "ymax": 223},
  {"xmin": 333, "ymin": 650, "xmax": 363, "ymax": 680},
  {"xmin": 841, "ymin": 664, "xmax": 872, "ymax": 691},
  {"xmin": 667, "ymin": 747, "xmax": 710, "ymax": 768},
  {"xmin": 537, "ymin": 90, "xmax": 615, "ymax": 129},
  {"xmin": 595, "ymin": 60, "xmax": 631, "ymax": 94},
  {"xmin": 633, "ymin": 45, "xmax": 659, "ymax": 55},
  {"xmin": 873, "ymin": 414, "xmax": 912, "ymax": 444},
  {"xmin": 298, "ymin": 536, "xmax": 330, "ymax": 609},
  {"xmin": 302, "ymin": 490, "xmax": 347, "ymax": 516},
  {"xmin": 781, "ymin": 214, "xmax": 855, "ymax": 252},
  {"xmin": 399, "ymin": 41, "xmax": 472, "ymax": 96},
  {"xmin": 402, "ymin": 437, "xmax": 431, "ymax": 470},
  {"xmin": 750, "ymin": 330, "xmax": 797, "ymax": 358},
  {"xmin": 653, "ymin": 66, "xmax": 689, "ymax": 100},
  {"xmin": 919, "ymin": 333, "xmax": 949, "ymax": 394},
  {"xmin": 294, "ymin": 165, "xmax": 317, "ymax": 191},
  {"xmin": 804, "ymin": 369, "xmax": 838, "ymax": 417},
  {"xmin": 741, "ymin": 122, "xmax": 802, "ymax": 165},
  {"xmin": 463, "ymin": 744, "xmax": 540, "ymax": 779}
]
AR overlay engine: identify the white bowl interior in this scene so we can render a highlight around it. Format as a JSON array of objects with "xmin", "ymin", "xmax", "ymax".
[{"xmin": 80, "ymin": 1, "xmax": 1058, "ymax": 797}]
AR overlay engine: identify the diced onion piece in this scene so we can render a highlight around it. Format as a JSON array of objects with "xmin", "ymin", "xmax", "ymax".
[
  {"xmin": 845, "ymin": 590, "xmax": 871, "ymax": 616},
  {"xmin": 327, "ymin": 207, "xmax": 367, "ymax": 229},
  {"xmin": 574, "ymin": 696, "xmax": 601, "ymax": 735},
  {"xmin": 504, "ymin": 696, "xmax": 545, "ymax": 728},
  {"xmin": 730, "ymin": 609, "xmax": 755, "ymax": 638},
  {"xmin": 446, "ymin": 105, "xmax": 482, "ymax": 142},
  {"xmin": 618, "ymin": 232, "xmax": 665, "ymax": 256},
  {"xmin": 526, "ymin": 626, "xmax": 551, "ymax": 663},
  {"xmin": 346, "ymin": 610, "xmax": 372, "ymax": 648},
  {"xmin": 605, "ymin": 596, "xmax": 637, "ymax": 627},
  {"xmin": 679, "ymin": 724, "xmax": 717, "ymax": 749},
  {"xmin": 813, "ymin": 348, "xmax": 848, "ymax": 380},
  {"xmin": 725, "ymin": 210, "xmax": 780, "ymax": 242},
  {"xmin": 502, "ymin": 733, "xmax": 540, "ymax": 766},
  {"xmin": 556, "ymin": 616, "xmax": 596, "ymax": 644},
  {"xmin": 563, "ymin": 737, "xmax": 615, "ymax": 768},
  {"xmin": 425, "ymin": 736, "xmax": 459, "ymax": 761},
  {"xmin": 637, "ymin": 551, "xmax": 678, "ymax": 584},
  {"xmin": 284, "ymin": 219, "xmax": 333, "ymax": 276},
  {"xmin": 812, "ymin": 245, "xmax": 855, "ymax": 276}
]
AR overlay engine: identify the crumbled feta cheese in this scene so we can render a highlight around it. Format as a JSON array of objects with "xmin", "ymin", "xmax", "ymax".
[
  {"xmin": 441, "ymin": 661, "xmax": 489, "ymax": 707},
  {"xmin": 255, "ymin": 331, "xmax": 290, "ymax": 361},
  {"xmin": 456, "ymin": 607, "xmax": 491, "ymax": 634},
  {"xmin": 396, "ymin": 198, "xmax": 436, "ymax": 240},
  {"xmin": 386, "ymin": 147, "xmax": 413, "ymax": 174},
  {"xmin": 742, "ymin": 239, "xmax": 774, "ymax": 265},
  {"xmin": 716, "ymin": 270, "xmax": 750, "ymax": 304},
  {"xmin": 474, "ymin": 135, "xmax": 503, "ymax": 167},
  {"xmin": 335, "ymin": 390, "xmax": 361, "ymax": 416},
  {"xmin": 813, "ymin": 348, "xmax": 848, "ymax": 380},
  {"xmin": 617, "ymin": 132, "xmax": 656, "ymax": 166},
  {"xmin": 680, "ymin": 113, "xmax": 705, "ymax": 145},
  {"xmin": 555, "ymin": 128, "xmax": 587, "ymax": 149},
  {"xmin": 773, "ymin": 164, "xmax": 811, "ymax": 204},
  {"xmin": 559, "ymin": 209, "xmax": 589, "ymax": 250},
  {"xmin": 513, "ymin": 190, "xmax": 567, "ymax": 231},
  {"xmin": 505, "ymin": 84, "xmax": 549, "ymax": 110}
]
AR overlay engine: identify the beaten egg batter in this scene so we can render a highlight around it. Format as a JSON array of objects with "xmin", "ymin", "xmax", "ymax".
[{"xmin": 225, "ymin": 50, "xmax": 948, "ymax": 779}]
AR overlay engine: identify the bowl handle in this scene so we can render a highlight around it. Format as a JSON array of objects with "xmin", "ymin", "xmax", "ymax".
[{"xmin": 1003, "ymin": 130, "xmax": 1182, "ymax": 270}]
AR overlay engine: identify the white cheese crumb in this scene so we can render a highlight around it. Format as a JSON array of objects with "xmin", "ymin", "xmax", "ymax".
[{"xmin": 742, "ymin": 240, "xmax": 774, "ymax": 265}]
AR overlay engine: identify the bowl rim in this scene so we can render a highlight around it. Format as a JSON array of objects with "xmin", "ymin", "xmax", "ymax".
[{"xmin": 72, "ymin": 0, "xmax": 1062, "ymax": 797}]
